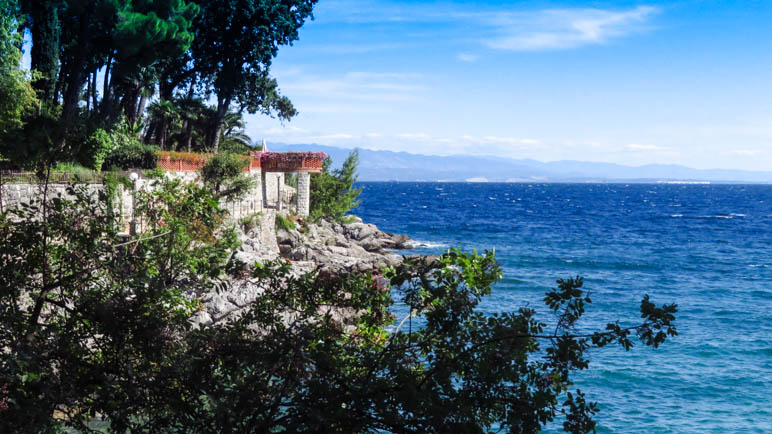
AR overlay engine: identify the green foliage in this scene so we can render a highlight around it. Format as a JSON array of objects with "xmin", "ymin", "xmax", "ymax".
[
  {"xmin": 240, "ymin": 211, "xmax": 263, "ymax": 232},
  {"xmin": 13, "ymin": 0, "xmax": 316, "ymax": 166},
  {"xmin": 309, "ymin": 149, "xmax": 362, "ymax": 223},
  {"xmin": 192, "ymin": 0, "xmax": 313, "ymax": 150},
  {"xmin": 51, "ymin": 161, "xmax": 92, "ymax": 174},
  {"xmin": 81, "ymin": 128, "xmax": 116, "ymax": 171},
  {"xmin": 200, "ymin": 152, "xmax": 256, "ymax": 201},
  {"xmin": 284, "ymin": 172, "xmax": 298, "ymax": 188},
  {"xmin": 275, "ymin": 212, "xmax": 296, "ymax": 230},
  {"xmin": 112, "ymin": 0, "xmax": 200, "ymax": 80},
  {"xmin": 77, "ymin": 119, "xmax": 157, "ymax": 171},
  {"xmin": 0, "ymin": 1, "xmax": 37, "ymax": 137},
  {"xmin": 102, "ymin": 135, "xmax": 158, "ymax": 170},
  {"xmin": 0, "ymin": 178, "xmax": 238, "ymax": 431}
]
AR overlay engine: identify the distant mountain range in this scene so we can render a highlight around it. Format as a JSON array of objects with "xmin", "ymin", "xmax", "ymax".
[{"xmin": 268, "ymin": 143, "xmax": 772, "ymax": 184}]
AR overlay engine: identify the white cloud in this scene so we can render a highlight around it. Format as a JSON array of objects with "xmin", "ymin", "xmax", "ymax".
[
  {"xmin": 275, "ymin": 70, "xmax": 426, "ymax": 109},
  {"xmin": 456, "ymin": 53, "xmax": 479, "ymax": 62},
  {"xmin": 313, "ymin": 133, "xmax": 355, "ymax": 140},
  {"xmin": 727, "ymin": 149, "xmax": 762, "ymax": 156},
  {"xmin": 484, "ymin": 6, "xmax": 658, "ymax": 51},
  {"xmin": 627, "ymin": 143, "xmax": 668, "ymax": 151},
  {"xmin": 397, "ymin": 132, "xmax": 433, "ymax": 140},
  {"xmin": 313, "ymin": 2, "xmax": 660, "ymax": 53}
]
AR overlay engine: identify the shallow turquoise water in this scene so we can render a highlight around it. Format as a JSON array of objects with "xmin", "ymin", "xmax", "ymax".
[{"xmin": 355, "ymin": 182, "xmax": 772, "ymax": 433}]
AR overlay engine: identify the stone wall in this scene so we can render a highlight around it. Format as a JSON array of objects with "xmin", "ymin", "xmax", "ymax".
[
  {"xmin": 1, "ymin": 183, "xmax": 106, "ymax": 215},
  {"xmin": 0, "ymin": 169, "xmax": 301, "ymax": 233}
]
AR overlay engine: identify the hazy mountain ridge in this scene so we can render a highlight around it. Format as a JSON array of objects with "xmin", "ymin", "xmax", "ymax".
[{"xmin": 268, "ymin": 143, "xmax": 772, "ymax": 183}]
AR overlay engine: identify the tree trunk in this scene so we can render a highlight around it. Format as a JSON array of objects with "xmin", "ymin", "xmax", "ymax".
[
  {"xmin": 101, "ymin": 52, "xmax": 113, "ymax": 112},
  {"xmin": 91, "ymin": 69, "xmax": 98, "ymax": 110},
  {"xmin": 183, "ymin": 120, "xmax": 193, "ymax": 152},
  {"xmin": 85, "ymin": 71, "xmax": 91, "ymax": 111},
  {"xmin": 158, "ymin": 117, "xmax": 167, "ymax": 149},
  {"xmin": 123, "ymin": 81, "xmax": 142, "ymax": 127},
  {"xmin": 59, "ymin": 11, "xmax": 91, "ymax": 148},
  {"xmin": 137, "ymin": 93, "xmax": 149, "ymax": 124},
  {"xmin": 183, "ymin": 78, "xmax": 196, "ymax": 152},
  {"xmin": 144, "ymin": 120, "xmax": 156, "ymax": 144},
  {"xmin": 209, "ymin": 96, "xmax": 231, "ymax": 153}
]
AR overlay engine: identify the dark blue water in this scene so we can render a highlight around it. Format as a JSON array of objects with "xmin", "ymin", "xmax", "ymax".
[{"xmin": 355, "ymin": 182, "xmax": 772, "ymax": 433}]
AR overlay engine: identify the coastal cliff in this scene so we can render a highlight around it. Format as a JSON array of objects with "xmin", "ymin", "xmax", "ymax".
[{"xmin": 190, "ymin": 213, "xmax": 411, "ymax": 326}]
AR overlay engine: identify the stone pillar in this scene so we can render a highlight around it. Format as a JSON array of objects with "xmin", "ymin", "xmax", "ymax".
[
  {"xmin": 297, "ymin": 171, "xmax": 311, "ymax": 217},
  {"xmin": 260, "ymin": 171, "xmax": 267, "ymax": 209},
  {"xmin": 277, "ymin": 173, "xmax": 283, "ymax": 212}
]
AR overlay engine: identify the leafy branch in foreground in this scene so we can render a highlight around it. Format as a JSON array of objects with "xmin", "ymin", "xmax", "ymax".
[
  {"xmin": 0, "ymin": 178, "xmax": 238, "ymax": 432},
  {"xmin": 147, "ymin": 251, "xmax": 677, "ymax": 433}
]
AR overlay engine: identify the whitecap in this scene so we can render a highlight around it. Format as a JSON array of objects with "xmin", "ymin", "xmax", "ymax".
[
  {"xmin": 671, "ymin": 214, "xmax": 683, "ymax": 218},
  {"xmin": 406, "ymin": 240, "xmax": 449, "ymax": 249}
]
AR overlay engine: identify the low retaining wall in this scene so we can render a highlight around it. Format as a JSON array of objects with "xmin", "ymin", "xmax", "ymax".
[{"xmin": 0, "ymin": 170, "xmax": 297, "ymax": 234}]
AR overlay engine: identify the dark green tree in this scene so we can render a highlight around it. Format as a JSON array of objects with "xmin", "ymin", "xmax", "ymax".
[
  {"xmin": 192, "ymin": 0, "xmax": 313, "ymax": 152},
  {"xmin": 0, "ymin": 0, "xmax": 37, "ymax": 138},
  {"xmin": 20, "ymin": 0, "xmax": 60, "ymax": 101},
  {"xmin": 310, "ymin": 149, "xmax": 362, "ymax": 222}
]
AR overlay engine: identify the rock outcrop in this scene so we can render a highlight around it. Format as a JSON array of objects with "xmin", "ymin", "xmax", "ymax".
[
  {"xmin": 276, "ymin": 216, "xmax": 410, "ymax": 274},
  {"xmin": 191, "ymin": 215, "xmax": 412, "ymax": 327}
]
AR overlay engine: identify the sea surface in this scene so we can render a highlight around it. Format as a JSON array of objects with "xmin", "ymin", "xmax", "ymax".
[{"xmin": 354, "ymin": 182, "xmax": 771, "ymax": 433}]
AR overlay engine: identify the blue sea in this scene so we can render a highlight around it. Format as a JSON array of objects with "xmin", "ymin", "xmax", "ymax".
[{"xmin": 354, "ymin": 182, "xmax": 771, "ymax": 433}]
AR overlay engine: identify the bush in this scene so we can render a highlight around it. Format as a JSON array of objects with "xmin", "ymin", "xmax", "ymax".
[
  {"xmin": 81, "ymin": 128, "xmax": 116, "ymax": 171},
  {"xmin": 103, "ymin": 141, "xmax": 159, "ymax": 170},
  {"xmin": 240, "ymin": 212, "xmax": 262, "ymax": 232},
  {"xmin": 52, "ymin": 161, "xmax": 93, "ymax": 174},
  {"xmin": 275, "ymin": 213, "xmax": 296, "ymax": 230},
  {"xmin": 200, "ymin": 152, "xmax": 255, "ymax": 201}
]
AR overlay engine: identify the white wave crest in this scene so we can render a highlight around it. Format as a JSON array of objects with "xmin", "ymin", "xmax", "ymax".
[{"xmin": 407, "ymin": 240, "xmax": 449, "ymax": 249}]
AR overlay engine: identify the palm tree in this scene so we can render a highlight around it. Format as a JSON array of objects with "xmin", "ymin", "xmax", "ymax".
[
  {"xmin": 217, "ymin": 110, "xmax": 253, "ymax": 154},
  {"xmin": 175, "ymin": 97, "xmax": 208, "ymax": 152},
  {"xmin": 144, "ymin": 99, "xmax": 181, "ymax": 149}
]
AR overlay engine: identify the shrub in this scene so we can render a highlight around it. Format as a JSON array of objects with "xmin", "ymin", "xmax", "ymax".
[
  {"xmin": 275, "ymin": 213, "xmax": 296, "ymax": 230},
  {"xmin": 200, "ymin": 152, "xmax": 255, "ymax": 201},
  {"xmin": 81, "ymin": 128, "xmax": 116, "ymax": 171},
  {"xmin": 240, "ymin": 212, "xmax": 262, "ymax": 232},
  {"xmin": 103, "ymin": 141, "xmax": 158, "ymax": 170},
  {"xmin": 96, "ymin": 121, "xmax": 158, "ymax": 170}
]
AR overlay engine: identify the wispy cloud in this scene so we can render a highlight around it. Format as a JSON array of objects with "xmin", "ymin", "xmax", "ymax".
[
  {"xmin": 275, "ymin": 69, "xmax": 426, "ymax": 109},
  {"xmin": 456, "ymin": 53, "xmax": 479, "ymax": 62},
  {"xmin": 627, "ymin": 143, "xmax": 668, "ymax": 151},
  {"xmin": 310, "ymin": 2, "xmax": 660, "ymax": 55},
  {"xmin": 485, "ymin": 6, "xmax": 659, "ymax": 51},
  {"xmin": 727, "ymin": 149, "xmax": 762, "ymax": 157}
]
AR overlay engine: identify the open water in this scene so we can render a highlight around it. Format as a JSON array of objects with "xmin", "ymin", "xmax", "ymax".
[{"xmin": 354, "ymin": 182, "xmax": 771, "ymax": 433}]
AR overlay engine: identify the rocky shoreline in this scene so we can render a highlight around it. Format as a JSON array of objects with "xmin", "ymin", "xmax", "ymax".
[{"xmin": 190, "ymin": 212, "xmax": 413, "ymax": 327}]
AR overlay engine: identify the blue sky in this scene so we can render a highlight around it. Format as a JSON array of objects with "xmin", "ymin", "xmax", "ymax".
[{"xmin": 250, "ymin": 0, "xmax": 772, "ymax": 171}]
